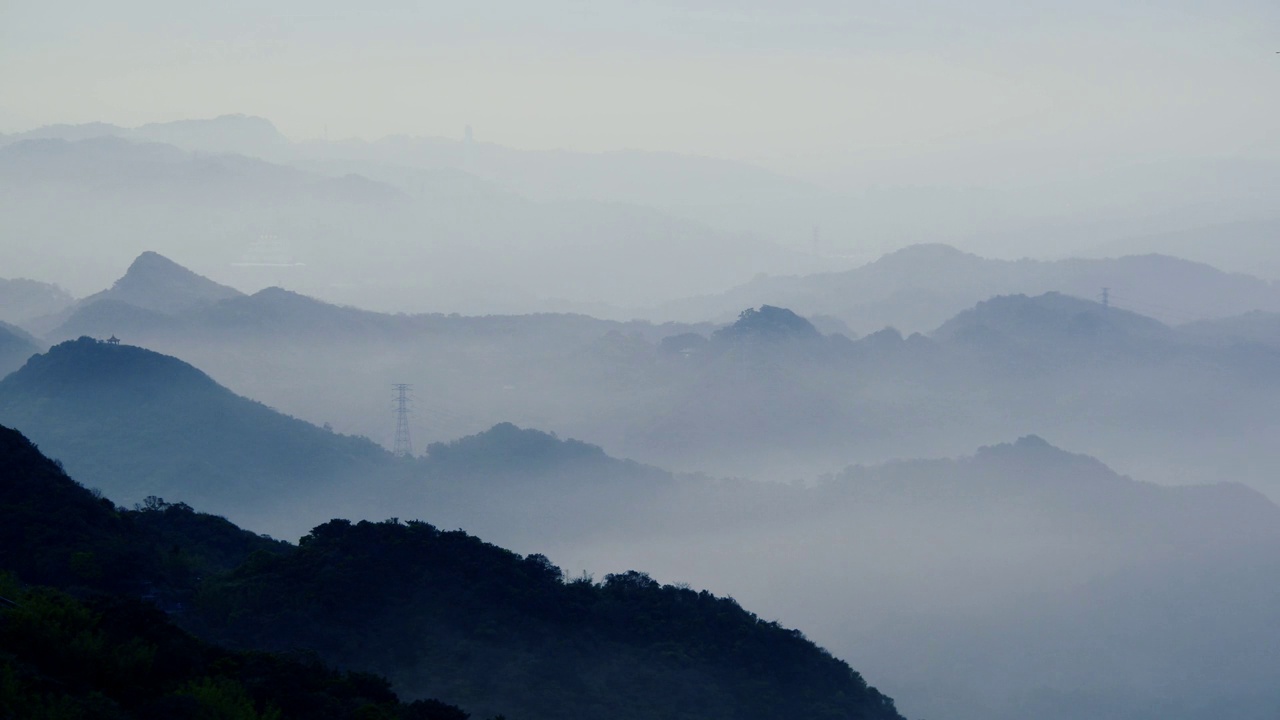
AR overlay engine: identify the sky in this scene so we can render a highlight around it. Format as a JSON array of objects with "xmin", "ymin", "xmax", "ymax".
[{"xmin": 1, "ymin": 1, "xmax": 1278, "ymax": 189}]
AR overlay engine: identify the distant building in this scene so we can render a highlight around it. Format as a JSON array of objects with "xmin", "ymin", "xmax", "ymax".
[{"xmin": 106, "ymin": 335, "xmax": 120, "ymax": 345}]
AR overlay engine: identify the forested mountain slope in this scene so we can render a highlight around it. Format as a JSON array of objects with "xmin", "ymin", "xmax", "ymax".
[{"xmin": 0, "ymin": 422, "xmax": 905, "ymax": 720}]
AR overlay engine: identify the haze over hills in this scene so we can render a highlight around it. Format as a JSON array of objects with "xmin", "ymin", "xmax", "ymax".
[
  {"xmin": 1180, "ymin": 310, "xmax": 1280, "ymax": 351},
  {"xmin": 31, "ymin": 250, "xmax": 247, "ymax": 336},
  {"xmin": 0, "ymin": 337, "xmax": 681, "ymax": 544},
  {"xmin": 0, "ymin": 129, "xmax": 835, "ymax": 312},
  {"xmin": 659, "ymin": 243, "xmax": 1280, "ymax": 334},
  {"xmin": 7, "ymin": 114, "xmax": 1278, "ymax": 276},
  {"xmin": 0, "ymin": 337, "xmax": 397, "ymax": 536},
  {"xmin": 10, "ymin": 4, "xmax": 1280, "ymax": 717},
  {"xmin": 0, "ymin": 322, "xmax": 42, "ymax": 378},
  {"xmin": 0, "ymin": 422, "xmax": 905, "ymax": 720},
  {"xmin": 3, "ymin": 333, "xmax": 1279, "ymax": 720},
  {"xmin": 9, "ymin": 115, "xmax": 1278, "ymax": 324},
  {"xmin": 36, "ymin": 251, "xmax": 1280, "ymax": 499},
  {"xmin": 563, "ymin": 436, "xmax": 1280, "ymax": 720},
  {"xmin": 1087, "ymin": 218, "xmax": 1280, "ymax": 279},
  {"xmin": 0, "ymin": 115, "xmax": 863, "ymax": 259},
  {"xmin": 0, "ymin": 113, "xmax": 293, "ymax": 161},
  {"xmin": 0, "ymin": 276, "xmax": 74, "ymax": 327}
]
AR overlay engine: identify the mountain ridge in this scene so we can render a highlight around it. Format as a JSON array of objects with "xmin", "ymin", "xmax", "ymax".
[{"xmin": 658, "ymin": 243, "xmax": 1280, "ymax": 334}]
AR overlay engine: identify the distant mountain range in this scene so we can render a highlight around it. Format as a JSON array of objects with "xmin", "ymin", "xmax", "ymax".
[
  {"xmin": 26, "ymin": 250, "xmax": 1280, "ymax": 499},
  {"xmin": 1088, "ymin": 217, "xmax": 1280, "ymax": 280},
  {"xmin": 0, "ymin": 114, "xmax": 863, "ymax": 256},
  {"xmin": 0, "ymin": 130, "xmax": 833, "ymax": 311},
  {"xmin": 7, "ymin": 114, "xmax": 1276, "ymax": 277},
  {"xmin": 0, "ymin": 114, "xmax": 292, "ymax": 160},
  {"xmin": 0, "ymin": 336, "xmax": 680, "ymax": 544},
  {"xmin": 659, "ymin": 243, "xmax": 1280, "ymax": 333}
]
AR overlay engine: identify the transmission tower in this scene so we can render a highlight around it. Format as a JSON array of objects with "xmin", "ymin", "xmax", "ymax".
[{"xmin": 392, "ymin": 384, "xmax": 413, "ymax": 457}]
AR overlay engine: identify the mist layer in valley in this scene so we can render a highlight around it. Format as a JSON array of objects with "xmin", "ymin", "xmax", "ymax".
[
  {"xmin": 3, "ymin": 328, "xmax": 1280, "ymax": 720},
  {"xmin": 5, "ymin": 19, "xmax": 1280, "ymax": 715},
  {"xmin": 17, "ymin": 250, "xmax": 1280, "ymax": 503}
]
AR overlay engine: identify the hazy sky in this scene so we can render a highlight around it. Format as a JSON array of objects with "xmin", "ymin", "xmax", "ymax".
[{"xmin": 2, "ymin": 1, "xmax": 1277, "ymax": 185}]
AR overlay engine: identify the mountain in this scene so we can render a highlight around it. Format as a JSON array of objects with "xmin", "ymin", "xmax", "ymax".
[
  {"xmin": 0, "ymin": 337, "xmax": 396, "ymax": 536},
  {"xmin": 0, "ymin": 422, "xmax": 491, "ymax": 720},
  {"xmin": 0, "ymin": 133, "xmax": 830, "ymax": 311},
  {"xmin": 1089, "ymin": 217, "xmax": 1280, "ymax": 281},
  {"xmin": 1179, "ymin": 310, "xmax": 1280, "ymax": 351},
  {"xmin": 659, "ymin": 243, "xmax": 1280, "ymax": 333},
  {"xmin": 40, "ymin": 266, "xmax": 1280, "ymax": 497},
  {"xmin": 0, "ymin": 422, "xmax": 905, "ymax": 720},
  {"xmin": 711, "ymin": 304, "xmax": 825, "ymax": 345},
  {"xmin": 0, "ymin": 582, "xmax": 474, "ymax": 720},
  {"xmin": 0, "ymin": 114, "xmax": 292, "ymax": 160},
  {"xmin": 0, "ymin": 277, "xmax": 75, "ymax": 327},
  {"xmin": 41, "ymin": 251, "xmax": 245, "ymax": 343},
  {"xmin": 0, "ymin": 322, "xmax": 42, "ymax": 378},
  {"xmin": 0, "ymin": 137, "xmax": 408, "ymax": 298},
  {"xmin": 6, "ymin": 336, "xmax": 1280, "ymax": 720},
  {"xmin": 133, "ymin": 114, "xmax": 292, "ymax": 159},
  {"xmin": 932, "ymin": 292, "xmax": 1179, "ymax": 352},
  {"xmin": 38, "ymin": 266, "xmax": 1280, "ymax": 503},
  {"xmin": 33, "ymin": 259, "xmax": 724, "ymax": 469},
  {"xmin": 5, "ymin": 117, "xmax": 859, "ymax": 255},
  {"xmin": 194, "ymin": 518, "xmax": 903, "ymax": 720},
  {"xmin": 0, "ymin": 421, "xmax": 288, "ymax": 597},
  {"xmin": 570, "ymin": 435, "xmax": 1280, "ymax": 720},
  {"xmin": 81, "ymin": 251, "xmax": 244, "ymax": 314},
  {"xmin": 0, "ymin": 336, "xmax": 683, "ymax": 545}
]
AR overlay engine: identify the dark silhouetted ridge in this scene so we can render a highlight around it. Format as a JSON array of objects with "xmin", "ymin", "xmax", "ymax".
[
  {"xmin": 0, "ymin": 423, "xmax": 905, "ymax": 720},
  {"xmin": 198, "ymin": 517, "xmax": 904, "ymax": 720}
]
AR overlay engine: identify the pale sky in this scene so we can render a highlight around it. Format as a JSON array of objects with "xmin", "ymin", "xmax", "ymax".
[{"xmin": 1, "ymin": 1, "xmax": 1277, "ymax": 186}]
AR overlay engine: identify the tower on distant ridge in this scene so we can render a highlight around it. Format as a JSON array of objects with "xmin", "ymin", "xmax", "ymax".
[{"xmin": 392, "ymin": 384, "xmax": 413, "ymax": 457}]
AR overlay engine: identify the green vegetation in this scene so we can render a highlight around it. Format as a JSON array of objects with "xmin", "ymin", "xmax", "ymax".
[
  {"xmin": 195, "ymin": 518, "xmax": 900, "ymax": 720},
  {"xmin": 0, "ymin": 421, "xmax": 287, "ymax": 600},
  {"xmin": 0, "ymin": 575, "xmax": 472, "ymax": 720},
  {"xmin": 0, "ymin": 422, "xmax": 904, "ymax": 720}
]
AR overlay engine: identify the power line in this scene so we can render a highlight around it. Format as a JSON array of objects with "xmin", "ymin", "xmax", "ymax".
[{"xmin": 392, "ymin": 384, "xmax": 413, "ymax": 457}]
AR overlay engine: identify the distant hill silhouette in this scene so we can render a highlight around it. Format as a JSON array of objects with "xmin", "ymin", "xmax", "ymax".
[
  {"xmin": 0, "ymin": 114, "xmax": 292, "ymax": 160},
  {"xmin": 0, "ymin": 337, "xmax": 681, "ymax": 544},
  {"xmin": 712, "ymin": 305, "xmax": 824, "ymax": 344},
  {"xmin": 40, "ymin": 251, "xmax": 245, "ymax": 338},
  {"xmin": 1180, "ymin": 310, "xmax": 1280, "ymax": 350},
  {"xmin": 0, "ymin": 276, "xmax": 74, "ymax": 327},
  {"xmin": 0, "ymin": 322, "xmax": 42, "ymax": 378},
  {"xmin": 932, "ymin": 292, "xmax": 1178, "ymax": 352},
  {"xmin": 0, "ymin": 134, "xmax": 821, "ymax": 312},
  {"xmin": 87, "ymin": 250, "xmax": 244, "ymax": 313},
  {"xmin": 0, "ymin": 337, "xmax": 395, "ymax": 535},
  {"xmin": 660, "ymin": 243, "xmax": 1280, "ymax": 333}
]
